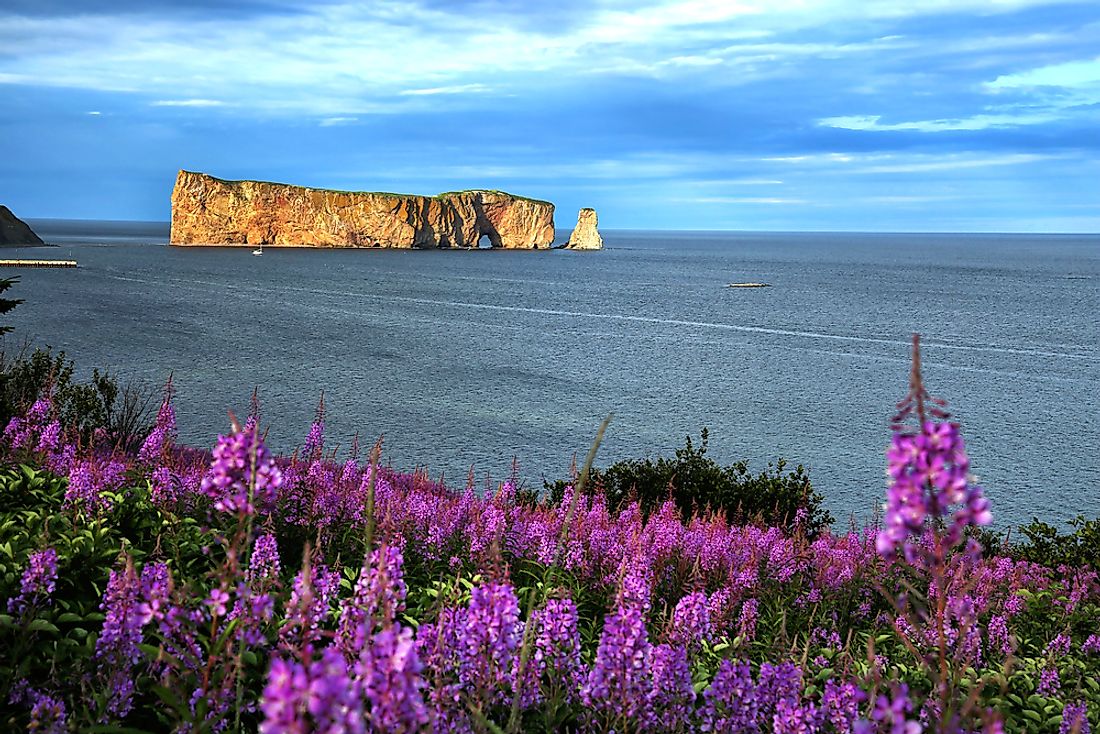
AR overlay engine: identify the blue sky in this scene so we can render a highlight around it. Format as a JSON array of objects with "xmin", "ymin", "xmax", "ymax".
[{"xmin": 1, "ymin": 0, "xmax": 1098, "ymax": 231}]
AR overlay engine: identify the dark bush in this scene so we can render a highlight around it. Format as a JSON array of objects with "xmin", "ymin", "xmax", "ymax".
[
  {"xmin": 548, "ymin": 428, "xmax": 833, "ymax": 537},
  {"xmin": 0, "ymin": 345, "xmax": 157, "ymax": 451},
  {"xmin": 1011, "ymin": 515, "xmax": 1100, "ymax": 571}
]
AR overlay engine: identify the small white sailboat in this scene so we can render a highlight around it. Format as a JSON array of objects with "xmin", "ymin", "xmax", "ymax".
[{"xmin": 252, "ymin": 244, "xmax": 263, "ymax": 256}]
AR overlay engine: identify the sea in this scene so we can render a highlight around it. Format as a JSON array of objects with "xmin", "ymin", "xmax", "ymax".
[{"xmin": 5, "ymin": 220, "xmax": 1098, "ymax": 529}]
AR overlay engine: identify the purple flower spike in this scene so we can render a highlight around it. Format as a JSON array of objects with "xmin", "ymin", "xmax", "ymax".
[
  {"xmin": 138, "ymin": 383, "xmax": 176, "ymax": 464},
  {"xmin": 699, "ymin": 659, "xmax": 758, "ymax": 732},
  {"xmin": 583, "ymin": 589, "xmax": 654, "ymax": 727},
  {"xmin": 669, "ymin": 590, "xmax": 711, "ymax": 649},
  {"xmin": 95, "ymin": 560, "xmax": 145, "ymax": 719},
  {"xmin": 1060, "ymin": 702, "xmax": 1091, "ymax": 734},
  {"xmin": 360, "ymin": 625, "xmax": 429, "ymax": 733},
  {"xmin": 7, "ymin": 548, "xmax": 58, "ymax": 615},
  {"xmin": 879, "ymin": 419, "xmax": 992, "ymax": 561},
  {"xmin": 260, "ymin": 655, "xmax": 309, "ymax": 734},
  {"xmin": 532, "ymin": 596, "xmax": 585, "ymax": 696},
  {"xmin": 26, "ymin": 690, "xmax": 68, "ymax": 734},
  {"xmin": 201, "ymin": 424, "xmax": 283, "ymax": 516}
]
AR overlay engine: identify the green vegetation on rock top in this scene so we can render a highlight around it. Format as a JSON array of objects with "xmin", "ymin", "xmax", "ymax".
[{"xmin": 178, "ymin": 170, "xmax": 553, "ymax": 206}]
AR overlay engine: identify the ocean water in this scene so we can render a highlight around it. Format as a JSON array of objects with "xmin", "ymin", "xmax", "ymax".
[{"xmin": 5, "ymin": 220, "xmax": 1099, "ymax": 528}]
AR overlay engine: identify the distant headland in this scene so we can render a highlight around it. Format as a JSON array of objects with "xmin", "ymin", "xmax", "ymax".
[
  {"xmin": 169, "ymin": 170, "xmax": 580, "ymax": 250},
  {"xmin": 0, "ymin": 205, "xmax": 45, "ymax": 246}
]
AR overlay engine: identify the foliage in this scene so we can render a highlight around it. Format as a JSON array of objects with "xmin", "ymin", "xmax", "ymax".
[
  {"xmin": 1013, "ymin": 516, "xmax": 1100, "ymax": 571},
  {"xmin": 548, "ymin": 428, "xmax": 834, "ymax": 538},
  {"xmin": 0, "ymin": 345, "xmax": 156, "ymax": 451},
  {"xmin": 0, "ymin": 343, "xmax": 1097, "ymax": 732},
  {"xmin": 0, "ymin": 277, "xmax": 22, "ymax": 336}
]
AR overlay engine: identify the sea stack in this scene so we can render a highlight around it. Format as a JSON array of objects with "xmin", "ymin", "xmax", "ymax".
[
  {"xmin": 170, "ymin": 170, "xmax": 556, "ymax": 249},
  {"xmin": 565, "ymin": 207, "xmax": 603, "ymax": 250},
  {"xmin": 0, "ymin": 205, "xmax": 44, "ymax": 246}
]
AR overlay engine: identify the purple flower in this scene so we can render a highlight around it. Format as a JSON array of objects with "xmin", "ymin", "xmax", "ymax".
[
  {"xmin": 337, "ymin": 545, "xmax": 408, "ymax": 659},
  {"xmin": 1038, "ymin": 665, "xmax": 1061, "ymax": 696},
  {"xmin": 260, "ymin": 655, "xmax": 309, "ymax": 733},
  {"xmin": 774, "ymin": 698, "xmax": 821, "ymax": 734},
  {"xmin": 206, "ymin": 586, "xmax": 231, "ymax": 617},
  {"xmin": 4, "ymin": 397, "xmax": 51, "ymax": 450},
  {"xmin": 260, "ymin": 645, "xmax": 366, "ymax": 734},
  {"xmin": 26, "ymin": 690, "xmax": 67, "ymax": 734},
  {"xmin": 306, "ymin": 646, "xmax": 364, "ymax": 733},
  {"xmin": 758, "ymin": 662, "xmax": 804, "ymax": 721},
  {"xmin": 862, "ymin": 683, "xmax": 922, "ymax": 734},
  {"xmin": 878, "ymin": 421, "xmax": 992, "ymax": 560},
  {"xmin": 7, "ymin": 548, "xmax": 58, "ymax": 615},
  {"xmin": 1082, "ymin": 634, "xmax": 1100, "ymax": 655},
  {"xmin": 458, "ymin": 581, "xmax": 522, "ymax": 704},
  {"xmin": 1046, "ymin": 633, "xmax": 1072, "ymax": 657},
  {"xmin": 64, "ymin": 459, "xmax": 117, "ymax": 513},
  {"xmin": 149, "ymin": 466, "xmax": 181, "ymax": 505},
  {"xmin": 35, "ymin": 421, "xmax": 62, "ymax": 455},
  {"xmin": 95, "ymin": 560, "xmax": 145, "ymax": 718},
  {"xmin": 699, "ymin": 659, "xmax": 759, "ymax": 732},
  {"xmin": 280, "ymin": 561, "xmax": 340, "ymax": 649},
  {"xmin": 359, "ymin": 625, "xmax": 429, "ymax": 733},
  {"xmin": 738, "ymin": 598, "xmax": 760, "ymax": 642},
  {"xmin": 302, "ymin": 396, "xmax": 325, "ymax": 462},
  {"xmin": 532, "ymin": 597, "xmax": 585, "ymax": 696},
  {"xmin": 201, "ymin": 425, "xmax": 283, "ymax": 515},
  {"xmin": 669, "ymin": 590, "xmax": 711, "ymax": 649},
  {"xmin": 248, "ymin": 533, "xmax": 282, "ymax": 585},
  {"xmin": 1061, "ymin": 702, "xmax": 1091, "ymax": 734},
  {"xmin": 138, "ymin": 384, "xmax": 176, "ymax": 464},
  {"xmin": 822, "ymin": 679, "xmax": 865, "ymax": 732},
  {"xmin": 987, "ymin": 614, "xmax": 1013, "ymax": 657},
  {"xmin": 583, "ymin": 591, "xmax": 653, "ymax": 726},
  {"xmin": 136, "ymin": 562, "xmax": 171, "ymax": 625},
  {"xmin": 649, "ymin": 643, "xmax": 694, "ymax": 731}
]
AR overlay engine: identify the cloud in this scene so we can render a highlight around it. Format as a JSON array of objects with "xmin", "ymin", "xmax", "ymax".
[
  {"xmin": 986, "ymin": 57, "xmax": 1100, "ymax": 89},
  {"xmin": 853, "ymin": 153, "xmax": 1062, "ymax": 174},
  {"xmin": 399, "ymin": 83, "xmax": 491, "ymax": 96},
  {"xmin": 151, "ymin": 99, "xmax": 225, "ymax": 107},
  {"xmin": 686, "ymin": 196, "xmax": 807, "ymax": 204},
  {"xmin": 817, "ymin": 111, "xmax": 1060, "ymax": 132},
  {"xmin": 2, "ymin": 0, "xmax": 1099, "ymax": 230},
  {"xmin": 87, "ymin": 110, "xmax": 102, "ymax": 115}
]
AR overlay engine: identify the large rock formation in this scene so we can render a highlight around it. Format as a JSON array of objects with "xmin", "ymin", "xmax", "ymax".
[
  {"xmin": 0, "ymin": 205, "xmax": 44, "ymax": 246},
  {"xmin": 565, "ymin": 208, "xmax": 603, "ymax": 250},
  {"xmin": 170, "ymin": 170, "xmax": 556, "ymax": 249}
]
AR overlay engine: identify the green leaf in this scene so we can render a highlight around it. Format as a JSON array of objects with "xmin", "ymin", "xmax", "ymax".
[{"xmin": 26, "ymin": 618, "xmax": 59, "ymax": 633}]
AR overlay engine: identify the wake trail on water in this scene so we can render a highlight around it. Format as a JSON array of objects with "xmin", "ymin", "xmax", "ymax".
[{"xmin": 103, "ymin": 272, "xmax": 1100, "ymax": 363}]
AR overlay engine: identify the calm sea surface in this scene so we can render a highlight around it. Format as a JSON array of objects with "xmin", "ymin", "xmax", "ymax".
[{"xmin": 6, "ymin": 220, "xmax": 1099, "ymax": 528}]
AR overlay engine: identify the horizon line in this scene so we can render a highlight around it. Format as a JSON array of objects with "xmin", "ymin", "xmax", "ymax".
[{"xmin": 22, "ymin": 217, "xmax": 1100, "ymax": 237}]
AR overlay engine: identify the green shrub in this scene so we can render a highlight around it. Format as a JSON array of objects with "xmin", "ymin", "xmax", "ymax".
[
  {"xmin": 0, "ymin": 345, "xmax": 156, "ymax": 451},
  {"xmin": 1011, "ymin": 515, "xmax": 1100, "ymax": 570},
  {"xmin": 548, "ymin": 429, "xmax": 833, "ymax": 537}
]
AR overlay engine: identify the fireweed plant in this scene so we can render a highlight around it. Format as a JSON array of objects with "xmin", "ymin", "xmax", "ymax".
[{"xmin": 0, "ymin": 342, "xmax": 1097, "ymax": 732}]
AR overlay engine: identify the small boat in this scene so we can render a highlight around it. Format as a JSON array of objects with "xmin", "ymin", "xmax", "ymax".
[
  {"xmin": 727, "ymin": 282, "xmax": 770, "ymax": 288},
  {"xmin": 252, "ymin": 245, "xmax": 263, "ymax": 256}
]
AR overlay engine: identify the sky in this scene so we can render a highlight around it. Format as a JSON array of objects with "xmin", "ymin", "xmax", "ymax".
[{"xmin": 0, "ymin": 0, "xmax": 1098, "ymax": 231}]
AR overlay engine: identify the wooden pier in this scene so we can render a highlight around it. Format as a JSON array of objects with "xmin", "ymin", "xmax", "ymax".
[{"xmin": 0, "ymin": 259, "xmax": 77, "ymax": 268}]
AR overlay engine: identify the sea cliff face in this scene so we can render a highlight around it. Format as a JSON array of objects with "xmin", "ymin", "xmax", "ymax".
[
  {"xmin": 170, "ymin": 171, "xmax": 556, "ymax": 249},
  {"xmin": 0, "ymin": 205, "xmax": 44, "ymax": 246}
]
